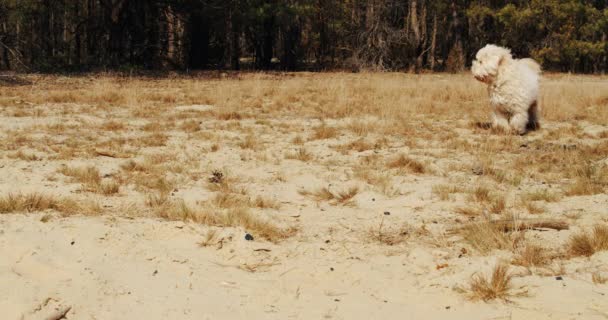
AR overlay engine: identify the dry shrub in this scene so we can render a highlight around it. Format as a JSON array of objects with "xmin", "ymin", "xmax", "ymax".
[
  {"xmin": 252, "ymin": 196, "xmax": 281, "ymax": 209},
  {"xmin": 460, "ymin": 219, "xmax": 524, "ymax": 254},
  {"xmin": 568, "ymin": 225, "xmax": 608, "ymax": 257},
  {"xmin": 299, "ymin": 186, "xmax": 359, "ymax": 206},
  {"xmin": 387, "ymin": 154, "xmax": 426, "ymax": 174},
  {"xmin": 140, "ymin": 133, "xmax": 169, "ymax": 147},
  {"xmin": 368, "ymin": 216, "xmax": 409, "ymax": 245},
  {"xmin": 523, "ymin": 190, "xmax": 562, "ymax": 202},
  {"xmin": 311, "ymin": 124, "xmax": 339, "ymax": 140},
  {"xmin": 592, "ymin": 273, "xmax": 608, "ymax": 285},
  {"xmin": 217, "ymin": 111, "xmax": 242, "ymax": 120},
  {"xmin": 566, "ymin": 162, "xmax": 607, "ymax": 196},
  {"xmin": 512, "ymin": 243, "xmax": 551, "ymax": 267},
  {"xmin": 285, "ymin": 148, "xmax": 313, "ymax": 161},
  {"xmin": 181, "ymin": 120, "xmax": 201, "ymax": 133},
  {"xmin": 0, "ymin": 193, "xmax": 100, "ymax": 215},
  {"xmin": 59, "ymin": 165, "xmax": 121, "ymax": 195},
  {"xmin": 432, "ymin": 184, "xmax": 460, "ymax": 201},
  {"xmin": 465, "ymin": 263, "xmax": 521, "ymax": 302},
  {"xmin": 238, "ymin": 135, "xmax": 260, "ymax": 150},
  {"xmin": 334, "ymin": 139, "xmax": 374, "ymax": 154},
  {"xmin": 151, "ymin": 198, "xmax": 293, "ymax": 242}
]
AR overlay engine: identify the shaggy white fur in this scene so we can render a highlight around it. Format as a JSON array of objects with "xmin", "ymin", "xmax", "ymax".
[{"xmin": 471, "ymin": 44, "xmax": 541, "ymax": 134}]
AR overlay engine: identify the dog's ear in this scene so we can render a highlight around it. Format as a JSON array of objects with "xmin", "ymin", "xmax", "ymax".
[
  {"xmin": 498, "ymin": 49, "xmax": 511, "ymax": 67},
  {"xmin": 498, "ymin": 53, "xmax": 508, "ymax": 66}
]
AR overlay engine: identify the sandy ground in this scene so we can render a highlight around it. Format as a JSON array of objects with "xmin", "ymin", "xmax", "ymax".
[
  {"xmin": 2, "ymin": 213, "xmax": 608, "ymax": 320},
  {"xmin": 1, "ymin": 73, "xmax": 608, "ymax": 319}
]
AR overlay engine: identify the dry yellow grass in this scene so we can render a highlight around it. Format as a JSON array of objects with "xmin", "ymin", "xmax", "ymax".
[
  {"xmin": 512, "ymin": 243, "xmax": 552, "ymax": 268},
  {"xmin": 387, "ymin": 154, "xmax": 426, "ymax": 174},
  {"xmin": 0, "ymin": 193, "xmax": 100, "ymax": 215},
  {"xmin": 568, "ymin": 225, "xmax": 608, "ymax": 257},
  {"xmin": 299, "ymin": 186, "xmax": 359, "ymax": 206},
  {"xmin": 2, "ymin": 73, "xmax": 607, "ymax": 252},
  {"xmin": 464, "ymin": 263, "xmax": 523, "ymax": 302},
  {"xmin": 459, "ymin": 219, "xmax": 525, "ymax": 254}
]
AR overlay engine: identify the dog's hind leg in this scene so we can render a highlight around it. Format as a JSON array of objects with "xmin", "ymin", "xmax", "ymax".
[{"xmin": 527, "ymin": 100, "xmax": 541, "ymax": 130}]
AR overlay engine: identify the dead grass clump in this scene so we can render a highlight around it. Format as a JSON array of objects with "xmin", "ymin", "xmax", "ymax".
[
  {"xmin": 512, "ymin": 243, "xmax": 551, "ymax": 268},
  {"xmin": 8, "ymin": 150, "xmax": 41, "ymax": 161},
  {"xmin": 211, "ymin": 193, "xmax": 249, "ymax": 209},
  {"xmin": 153, "ymin": 199, "xmax": 292, "ymax": 242},
  {"xmin": 465, "ymin": 263, "xmax": 520, "ymax": 302},
  {"xmin": 334, "ymin": 139, "xmax": 374, "ymax": 154},
  {"xmin": 566, "ymin": 162, "xmax": 607, "ymax": 196},
  {"xmin": 0, "ymin": 193, "xmax": 94, "ymax": 215},
  {"xmin": 285, "ymin": 148, "xmax": 313, "ymax": 161},
  {"xmin": 523, "ymin": 190, "xmax": 562, "ymax": 202},
  {"xmin": 101, "ymin": 121, "xmax": 126, "ymax": 131},
  {"xmin": 299, "ymin": 186, "xmax": 359, "ymax": 206},
  {"xmin": 59, "ymin": 165, "xmax": 121, "ymax": 195},
  {"xmin": 251, "ymin": 196, "xmax": 281, "ymax": 209},
  {"xmin": 59, "ymin": 165, "xmax": 101, "ymax": 185},
  {"xmin": 455, "ymin": 205, "xmax": 483, "ymax": 217},
  {"xmin": 217, "ymin": 111, "xmax": 242, "ymax": 120},
  {"xmin": 198, "ymin": 229, "xmax": 220, "ymax": 247},
  {"xmin": 432, "ymin": 184, "xmax": 460, "ymax": 201},
  {"xmin": 311, "ymin": 124, "xmax": 339, "ymax": 140},
  {"xmin": 347, "ymin": 120, "xmax": 374, "ymax": 136},
  {"xmin": 97, "ymin": 180, "xmax": 121, "ymax": 195},
  {"xmin": 140, "ymin": 133, "xmax": 169, "ymax": 147},
  {"xmin": 368, "ymin": 216, "xmax": 409, "ymax": 245},
  {"xmin": 568, "ymin": 225, "xmax": 608, "ymax": 257},
  {"xmin": 120, "ymin": 160, "xmax": 152, "ymax": 173},
  {"xmin": 470, "ymin": 185, "xmax": 491, "ymax": 203},
  {"xmin": 387, "ymin": 154, "xmax": 426, "ymax": 174},
  {"xmin": 238, "ymin": 135, "xmax": 260, "ymax": 150},
  {"xmin": 459, "ymin": 220, "xmax": 524, "ymax": 254},
  {"xmin": 354, "ymin": 167, "xmax": 395, "ymax": 196},
  {"xmin": 292, "ymin": 135, "xmax": 304, "ymax": 145},
  {"xmin": 523, "ymin": 201, "xmax": 546, "ymax": 214},
  {"xmin": 181, "ymin": 120, "xmax": 201, "ymax": 133},
  {"xmin": 592, "ymin": 273, "xmax": 608, "ymax": 285},
  {"xmin": 145, "ymin": 193, "xmax": 171, "ymax": 208}
]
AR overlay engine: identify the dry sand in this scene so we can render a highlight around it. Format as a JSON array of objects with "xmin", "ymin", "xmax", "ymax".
[{"xmin": 1, "ymin": 73, "xmax": 607, "ymax": 319}]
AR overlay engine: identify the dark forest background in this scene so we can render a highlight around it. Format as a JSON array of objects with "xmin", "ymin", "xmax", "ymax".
[{"xmin": 0, "ymin": 0, "xmax": 606, "ymax": 73}]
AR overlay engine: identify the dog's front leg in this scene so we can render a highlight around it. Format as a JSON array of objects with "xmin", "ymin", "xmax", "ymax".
[
  {"xmin": 491, "ymin": 110, "xmax": 510, "ymax": 133},
  {"xmin": 509, "ymin": 111, "xmax": 529, "ymax": 135}
]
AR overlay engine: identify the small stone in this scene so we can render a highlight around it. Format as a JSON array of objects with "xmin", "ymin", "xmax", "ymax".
[
  {"xmin": 245, "ymin": 233, "xmax": 254, "ymax": 241},
  {"xmin": 472, "ymin": 166, "xmax": 484, "ymax": 175}
]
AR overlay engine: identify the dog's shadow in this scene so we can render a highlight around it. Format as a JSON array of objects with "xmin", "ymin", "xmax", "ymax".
[
  {"xmin": 473, "ymin": 122, "xmax": 493, "ymax": 130},
  {"xmin": 472, "ymin": 121, "xmax": 540, "ymax": 135}
]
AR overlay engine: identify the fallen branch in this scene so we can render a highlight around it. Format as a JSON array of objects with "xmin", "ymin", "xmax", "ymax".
[{"xmin": 449, "ymin": 218, "xmax": 569, "ymax": 234}]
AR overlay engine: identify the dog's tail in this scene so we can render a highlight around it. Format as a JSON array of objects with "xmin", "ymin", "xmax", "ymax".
[{"xmin": 520, "ymin": 58, "xmax": 542, "ymax": 75}]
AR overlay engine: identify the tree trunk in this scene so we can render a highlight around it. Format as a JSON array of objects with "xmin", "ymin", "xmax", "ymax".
[
  {"xmin": 428, "ymin": 14, "xmax": 437, "ymax": 70},
  {"xmin": 189, "ymin": 13, "xmax": 209, "ymax": 69},
  {"xmin": 230, "ymin": 2, "xmax": 241, "ymax": 70}
]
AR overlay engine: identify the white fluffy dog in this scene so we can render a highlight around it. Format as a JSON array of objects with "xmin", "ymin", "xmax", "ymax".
[{"xmin": 471, "ymin": 44, "xmax": 541, "ymax": 134}]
